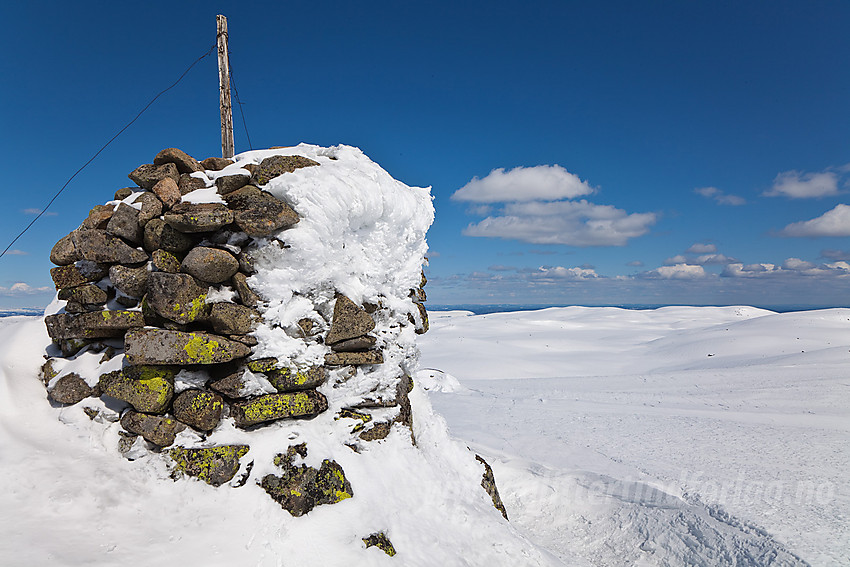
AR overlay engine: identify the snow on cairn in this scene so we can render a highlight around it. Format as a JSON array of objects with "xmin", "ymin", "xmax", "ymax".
[{"xmin": 28, "ymin": 144, "xmax": 558, "ymax": 565}]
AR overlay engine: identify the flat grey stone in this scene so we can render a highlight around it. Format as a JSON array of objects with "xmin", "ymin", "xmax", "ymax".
[
  {"xmin": 164, "ymin": 202, "xmax": 234, "ymax": 233},
  {"xmin": 72, "ymin": 229, "xmax": 148, "ymax": 264},
  {"xmin": 44, "ymin": 310, "xmax": 145, "ymax": 340},
  {"xmin": 325, "ymin": 295, "xmax": 375, "ymax": 344},
  {"xmin": 124, "ymin": 328, "xmax": 251, "ymax": 365},
  {"xmin": 180, "ymin": 247, "xmax": 239, "ymax": 284}
]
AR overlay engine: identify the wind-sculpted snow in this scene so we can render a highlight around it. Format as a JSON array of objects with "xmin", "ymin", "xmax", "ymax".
[{"xmin": 420, "ymin": 306, "xmax": 849, "ymax": 565}]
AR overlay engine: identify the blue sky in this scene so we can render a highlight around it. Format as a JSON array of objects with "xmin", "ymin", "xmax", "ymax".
[{"xmin": 2, "ymin": 1, "xmax": 850, "ymax": 308}]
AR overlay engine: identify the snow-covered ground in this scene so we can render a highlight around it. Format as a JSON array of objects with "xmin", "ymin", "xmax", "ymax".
[
  {"xmin": 5, "ymin": 305, "xmax": 845, "ymax": 565},
  {"xmin": 418, "ymin": 306, "xmax": 850, "ymax": 566}
]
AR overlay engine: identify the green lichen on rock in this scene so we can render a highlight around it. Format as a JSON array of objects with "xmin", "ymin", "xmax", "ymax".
[
  {"xmin": 168, "ymin": 445, "xmax": 250, "ymax": 487},
  {"xmin": 246, "ymin": 357, "xmax": 280, "ymax": 373},
  {"xmin": 363, "ymin": 532, "xmax": 397, "ymax": 557},
  {"xmin": 260, "ymin": 443, "xmax": 352, "ymax": 516},
  {"xmin": 182, "ymin": 333, "xmax": 221, "ymax": 364},
  {"xmin": 336, "ymin": 408, "xmax": 372, "ymax": 433},
  {"xmin": 100, "ymin": 366, "xmax": 175, "ymax": 414},
  {"xmin": 266, "ymin": 366, "xmax": 326, "ymax": 393},
  {"xmin": 231, "ymin": 391, "xmax": 328, "ymax": 428},
  {"xmin": 124, "ymin": 328, "xmax": 251, "ymax": 365}
]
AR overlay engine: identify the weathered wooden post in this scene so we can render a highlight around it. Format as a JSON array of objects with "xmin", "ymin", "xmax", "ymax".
[{"xmin": 217, "ymin": 15, "xmax": 235, "ymax": 159}]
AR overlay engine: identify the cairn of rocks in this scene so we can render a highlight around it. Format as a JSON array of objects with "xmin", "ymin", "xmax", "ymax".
[
  {"xmin": 40, "ymin": 147, "xmax": 431, "ymax": 519},
  {"xmin": 38, "ymin": 146, "xmax": 507, "ymax": 554}
]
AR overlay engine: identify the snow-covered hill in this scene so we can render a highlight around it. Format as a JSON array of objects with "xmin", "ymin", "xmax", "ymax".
[{"xmin": 419, "ymin": 306, "xmax": 850, "ymax": 566}]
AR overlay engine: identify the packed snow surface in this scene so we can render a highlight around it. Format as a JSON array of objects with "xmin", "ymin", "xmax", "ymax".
[{"xmin": 419, "ymin": 306, "xmax": 850, "ymax": 566}]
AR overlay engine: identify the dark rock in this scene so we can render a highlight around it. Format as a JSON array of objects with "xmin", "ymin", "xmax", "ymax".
[
  {"xmin": 168, "ymin": 445, "xmax": 249, "ymax": 486},
  {"xmin": 57, "ymin": 338, "xmax": 93, "ymax": 357},
  {"xmin": 114, "ymin": 187, "xmax": 134, "ymax": 200},
  {"xmin": 115, "ymin": 295, "xmax": 139, "ymax": 308},
  {"xmin": 50, "ymin": 261, "xmax": 109, "ymax": 289},
  {"xmin": 57, "ymin": 284, "xmax": 107, "ymax": 307},
  {"xmin": 124, "ymin": 328, "xmax": 251, "ymax": 365},
  {"xmin": 40, "ymin": 359, "xmax": 59, "ymax": 386},
  {"xmin": 133, "ymin": 192, "xmax": 163, "ymax": 226},
  {"xmin": 164, "ymin": 202, "xmax": 234, "ymax": 233},
  {"xmin": 100, "ymin": 367, "xmax": 175, "ymax": 414},
  {"xmin": 151, "ymin": 249, "xmax": 182, "ymax": 273},
  {"xmin": 201, "ymin": 156, "xmax": 232, "ymax": 171},
  {"xmin": 231, "ymin": 272, "xmax": 260, "ymax": 306},
  {"xmin": 152, "ymin": 177, "xmax": 181, "ymax": 209},
  {"xmin": 81, "ymin": 205, "xmax": 114, "ymax": 230},
  {"xmin": 245, "ymin": 358, "xmax": 280, "ymax": 373},
  {"xmin": 224, "ymin": 186, "xmax": 299, "ymax": 237},
  {"xmin": 331, "ymin": 335, "xmax": 376, "ymax": 352},
  {"xmin": 297, "ymin": 318, "xmax": 315, "ymax": 336},
  {"xmin": 230, "ymin": 334, "xmax": 259, "ymax": 346},
  {"xmin": 72, "ymin": 229, "xmax": 148, "ymax": 264},
  {"xmin": 106, "ymin": 202, "xmax": 143, "ymax": 244},
  {"xmin": 325, "ymin": 350, "xmax": 384, "ymax": 365},
  {"xmin": 359, "ymin": 421, "xmax": 393, "ymax": 442},
  {"xmin": 128, "ymin": 162, "xmax": 179, "ymax": 190},
  {"xmin": 143, "ymin": 218, "xmax": 196, "ymax": 254},
  {"xmin": 265, "ymin": 366, "xmax": 326, "ymax": 393},
  {"xmin": 414, "ymin": 301, "xmax": 429, "ymax": 334},
  {"xmin": 172, "ymin": 390, "xmax": 225, "ymax": 431},
  {"xmin": 153, "ymin": 148, "xmax": 203, "ymax": 174},
  {"xmin": 207, "ymin": 302, "xmax": 260, "ymax": 334},
  {"xmin": 326, "ymin": 295, "xmax": 375, "ymax": 344},
  {"xmin": 260, "ymin": 444, "xmax": 352, "ymax": 516},
  {"xmin": 476, "ymin": 455, "xmax": 509, "ymax": 520},
  {"xmin": 49, "ymin": 373, "xmax": 92, "ymax": 404},
  {"xmin": 109, "ymin": 264, "xmax": 148, "ymax": 298},
  {"xmin": 121, "ymin": 410, "xmax": 184, "ymax": 447},
  {"xmin": 208, "ymin": 370, "xmax": 250, "ymax": 399},
  {"xmin": 178, "ymin": 173, "xmax": 207, "ymax": 195},
  {"xmin": 44, "ymin": 310, "xmax": 145, "ymax": 340},
  {"xmin": 411, "ymin": 286, "xmax": 426, "ymax": 302},
  {"xmin": 50, "ymin": 234, "xmax": 80, "ymax": 266},
  {"xmin": 231, "ymin": 390, "xmax": 328, "ymax": 427},
  {"xmin": 215, "ymin": 174, "xmax": 250, "ymax": 195},
  {"xmin": 145, "ymin": 271, "xmax": 209, "ymax": 324},
  {"xmin": 252, "ymin": 155, "xmax": 320, "ymax": 185},
  {"xmin": 237, "ymin": 249, "xmax": 257, "ymax": 274},
  {"xmin": 180, "ymin": 247, "xmax": 239, "ymax": 284},
  {"xmin": 363, "ymin": 532, "xmax": 396, "ymax": 557}
]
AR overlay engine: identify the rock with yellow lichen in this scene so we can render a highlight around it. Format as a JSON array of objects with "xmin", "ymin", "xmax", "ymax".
[
  {"xmin": 99, "ymin": 366, "xmax": 175, "ymax": 414},
  {"xmin": 124, "ymin": 328, "xmax": 251, "ymax": 365},
  {"xmin": 168, "ymin": 445, "xmax": 250, "ymax": 487},
  {"xmin": 230, "ymin": 391, "xmax": 328, "ymax": 428},
  {"xmin": 260, "ymin": 443, "xmax": 353, "ymax": 516}
]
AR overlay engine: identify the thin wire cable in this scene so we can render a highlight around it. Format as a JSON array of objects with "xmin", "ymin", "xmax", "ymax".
[
  {"xmin": 229, "ymin": 64, "xmax": 253, "ymax": 150},
  {"xmin": 0, "ymin": 43, "xmax": 217, "ymax": 259}
]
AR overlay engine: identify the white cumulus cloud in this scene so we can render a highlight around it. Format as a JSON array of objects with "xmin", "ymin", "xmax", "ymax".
[
  {"xmin": 779, "ymin": 204, "xmax": 850, "ymax": 237},
  {"xmin": 462, "ymin": 200, "xmax": 656, "ymax": 246},
  {"xmin": 641, "ymin": 264, "xmax": 708, "ymax": 280},
  {"xmin": 764, "ymin": 170, "xmax": 840, "ymax": 199},
  {"xmin": 452, "ymin": 165, "xmax": 596, "ymax": 203}
]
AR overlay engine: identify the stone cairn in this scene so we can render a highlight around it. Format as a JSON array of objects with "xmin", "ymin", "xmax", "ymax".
[{"xmin": 39, "ymin": 147, "xmax": 504, "ymax": 549}]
